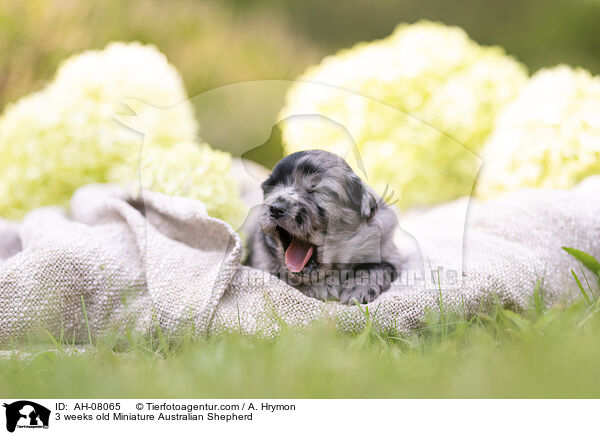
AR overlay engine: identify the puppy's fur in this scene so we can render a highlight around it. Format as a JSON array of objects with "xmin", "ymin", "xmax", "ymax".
[{"xmin": 246, "ymin": 150, "xmax": 402, "ymax": 304}]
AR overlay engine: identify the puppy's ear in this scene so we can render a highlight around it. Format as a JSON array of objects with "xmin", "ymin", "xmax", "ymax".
[
  {"xmin": 361, "ymin": 185, "xmax": 379, "ymax": 219},
  {"xmin": 261, "ymin": 176, "xmax": 274, "ymax": 194},
  {"xmin": 347, "ymin": 176, "xmax": 378, "ymax": 219}
]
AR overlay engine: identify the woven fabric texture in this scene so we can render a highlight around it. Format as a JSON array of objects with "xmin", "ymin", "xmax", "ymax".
[{"xmin": 1, "ymin": 177, "xmax": 599, "ymax": 344}]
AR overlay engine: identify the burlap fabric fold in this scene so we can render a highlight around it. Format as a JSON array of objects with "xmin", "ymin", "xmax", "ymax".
[{"xmin": 1, "ymin": 177, "xmax": 598, "ymax": 345}]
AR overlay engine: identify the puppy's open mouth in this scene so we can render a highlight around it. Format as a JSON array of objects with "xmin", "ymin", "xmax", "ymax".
[{"xmin": 276, "ymin": 226, "xmax": 315, "ymax": 273}]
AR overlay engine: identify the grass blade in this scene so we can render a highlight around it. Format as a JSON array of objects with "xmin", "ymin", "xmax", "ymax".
[
  {"xmin": 563, "ymin": 247, "xmax": 600, "ymax": 276},
  {"xmin": 80, "ymin": 295, "xmax": 93, "ymax": 346},
  {"xmin": 571, "ymin": 269, "xmax": 591, "ymax": 306},
  {"xmin": 533, "ymin": 279, "xmax": 544, "ymax": 315}
]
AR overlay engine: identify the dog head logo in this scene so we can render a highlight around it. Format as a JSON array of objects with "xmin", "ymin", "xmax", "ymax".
[
  {"xmin": 116, "ymin": 80, "xmax": 479, "ymax": 298},
  {"xmin": 3, "ymin": 401, "xmax": 50, "ymax": 433}
]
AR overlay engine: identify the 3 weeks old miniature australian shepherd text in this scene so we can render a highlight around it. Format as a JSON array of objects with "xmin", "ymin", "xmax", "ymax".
[{"xmin": 246, "ymin": 150, "xmax": 402, "ymax": 304}]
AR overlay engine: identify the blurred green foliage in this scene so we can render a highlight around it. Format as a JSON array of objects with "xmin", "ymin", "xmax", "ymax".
[
  {"xmin": 2, "ymin": 0, "xmax": 599, "ymax": 171},
  {"xmin": 3, "ymin": 298, "xmax": 600, "ymax": 398},
  {"xmin": 245, "ymin": 0, "xmax": 600, "ymax": 75},
  {"xmin": 280, "ymin": 21, "xmax": 528, "ymax": 209},
  {"xmin": 2, "ymin": 0, "xmax": 600, "ymax": 113},
  {"xmin": 0, "ymin": 0, "xmax": 323, "ymax": 110},
  {"xmin": 0, "ymin": 42, "xmax": 246, "ymax": 223}
]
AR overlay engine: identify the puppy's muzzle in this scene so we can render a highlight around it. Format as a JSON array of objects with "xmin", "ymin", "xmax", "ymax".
[{"xmin": 269, "ymin": 199, "xmax": 288, "ymax": 219}]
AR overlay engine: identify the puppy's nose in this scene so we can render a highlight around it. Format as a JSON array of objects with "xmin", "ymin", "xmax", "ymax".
[{"xmin": 269, "ymin": 200, "xmax": 288, "ymax": 219}]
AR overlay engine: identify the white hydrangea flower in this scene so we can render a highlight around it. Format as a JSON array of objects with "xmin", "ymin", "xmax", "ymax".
[
  {"xmin": 477, "ymin": 65, "xmax": 600, "ymax": 197},
  {"xmin": 280, "ymin": 21, "xmax": 528, "ymax": 209},
  {"xmin": 108, "ymin": 141, "xmax": 246, "ymax": 225},
  {"xmin": 52, "ymin": 42, "xmax": 198, "ymax": 146},
  {"xmin": 0, "ymin": 42, "xmax": 245, "ymax": 224}
]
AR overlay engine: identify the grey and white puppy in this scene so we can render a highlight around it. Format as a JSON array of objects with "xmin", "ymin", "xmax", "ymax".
[{"xmin": 246, "ymin": 150, "xmax": 402, "ymax": 304}]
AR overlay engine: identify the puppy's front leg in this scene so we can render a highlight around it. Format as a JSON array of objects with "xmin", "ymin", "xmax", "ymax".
[
  {"xmin": 339, "ymin": 262, "xmax": 397, "ymax": 304},
  {"xmin": 300, "ymin": 283, "xmax": 341, "ymax": 301}
]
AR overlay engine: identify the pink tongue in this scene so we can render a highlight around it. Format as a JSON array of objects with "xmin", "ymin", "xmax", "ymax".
[{"xmin": 285, "ymin": 238, "xmax": 314, "ymax": 273}]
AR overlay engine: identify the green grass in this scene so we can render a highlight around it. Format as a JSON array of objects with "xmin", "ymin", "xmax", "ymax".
[
  {"xmin": 1, "ymin": 248, "xmax": 598, "ymax": 398},
  {"xmin": 1, "ymin": 299, "xmax": 600, "ymax": 398}
]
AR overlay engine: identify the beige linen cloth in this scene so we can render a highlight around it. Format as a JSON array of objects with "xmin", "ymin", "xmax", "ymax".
[{"xmin": 1, "ymin": 177, "xmax": 599, "ymax": 345}]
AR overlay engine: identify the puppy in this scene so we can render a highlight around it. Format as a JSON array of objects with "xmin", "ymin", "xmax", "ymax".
[{"xmin": 246, "ymin": 150, "xmax": 402, "ymax": 304}]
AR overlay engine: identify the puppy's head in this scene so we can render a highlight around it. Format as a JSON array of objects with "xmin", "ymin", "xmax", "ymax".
[{"xmin": 260, "ymin": 150, "xmax": 378, "ymax": 274}]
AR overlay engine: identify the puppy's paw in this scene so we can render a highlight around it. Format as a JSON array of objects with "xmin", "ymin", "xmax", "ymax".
[
  {"xmin": 301, "ymin": 283, "xmax": 340, "ymax": 301},
  {"xmin": 339, "ymin": 278, "xmax": 382, "ymax": 304}
]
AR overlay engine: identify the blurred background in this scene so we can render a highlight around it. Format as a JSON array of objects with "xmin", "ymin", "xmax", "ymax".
[
  {"xmin": 2, "ymin": 0, "xmax": 600, "ymax": 111},
  {"xmin": 1, "ymin": 0, "xmax": 599, "ymax": 221}
]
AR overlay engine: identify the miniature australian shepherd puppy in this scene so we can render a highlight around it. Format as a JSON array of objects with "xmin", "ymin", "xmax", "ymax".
[{"xmin": 246, "ymin": 150, "xmax": 402, "ymax": 304}]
